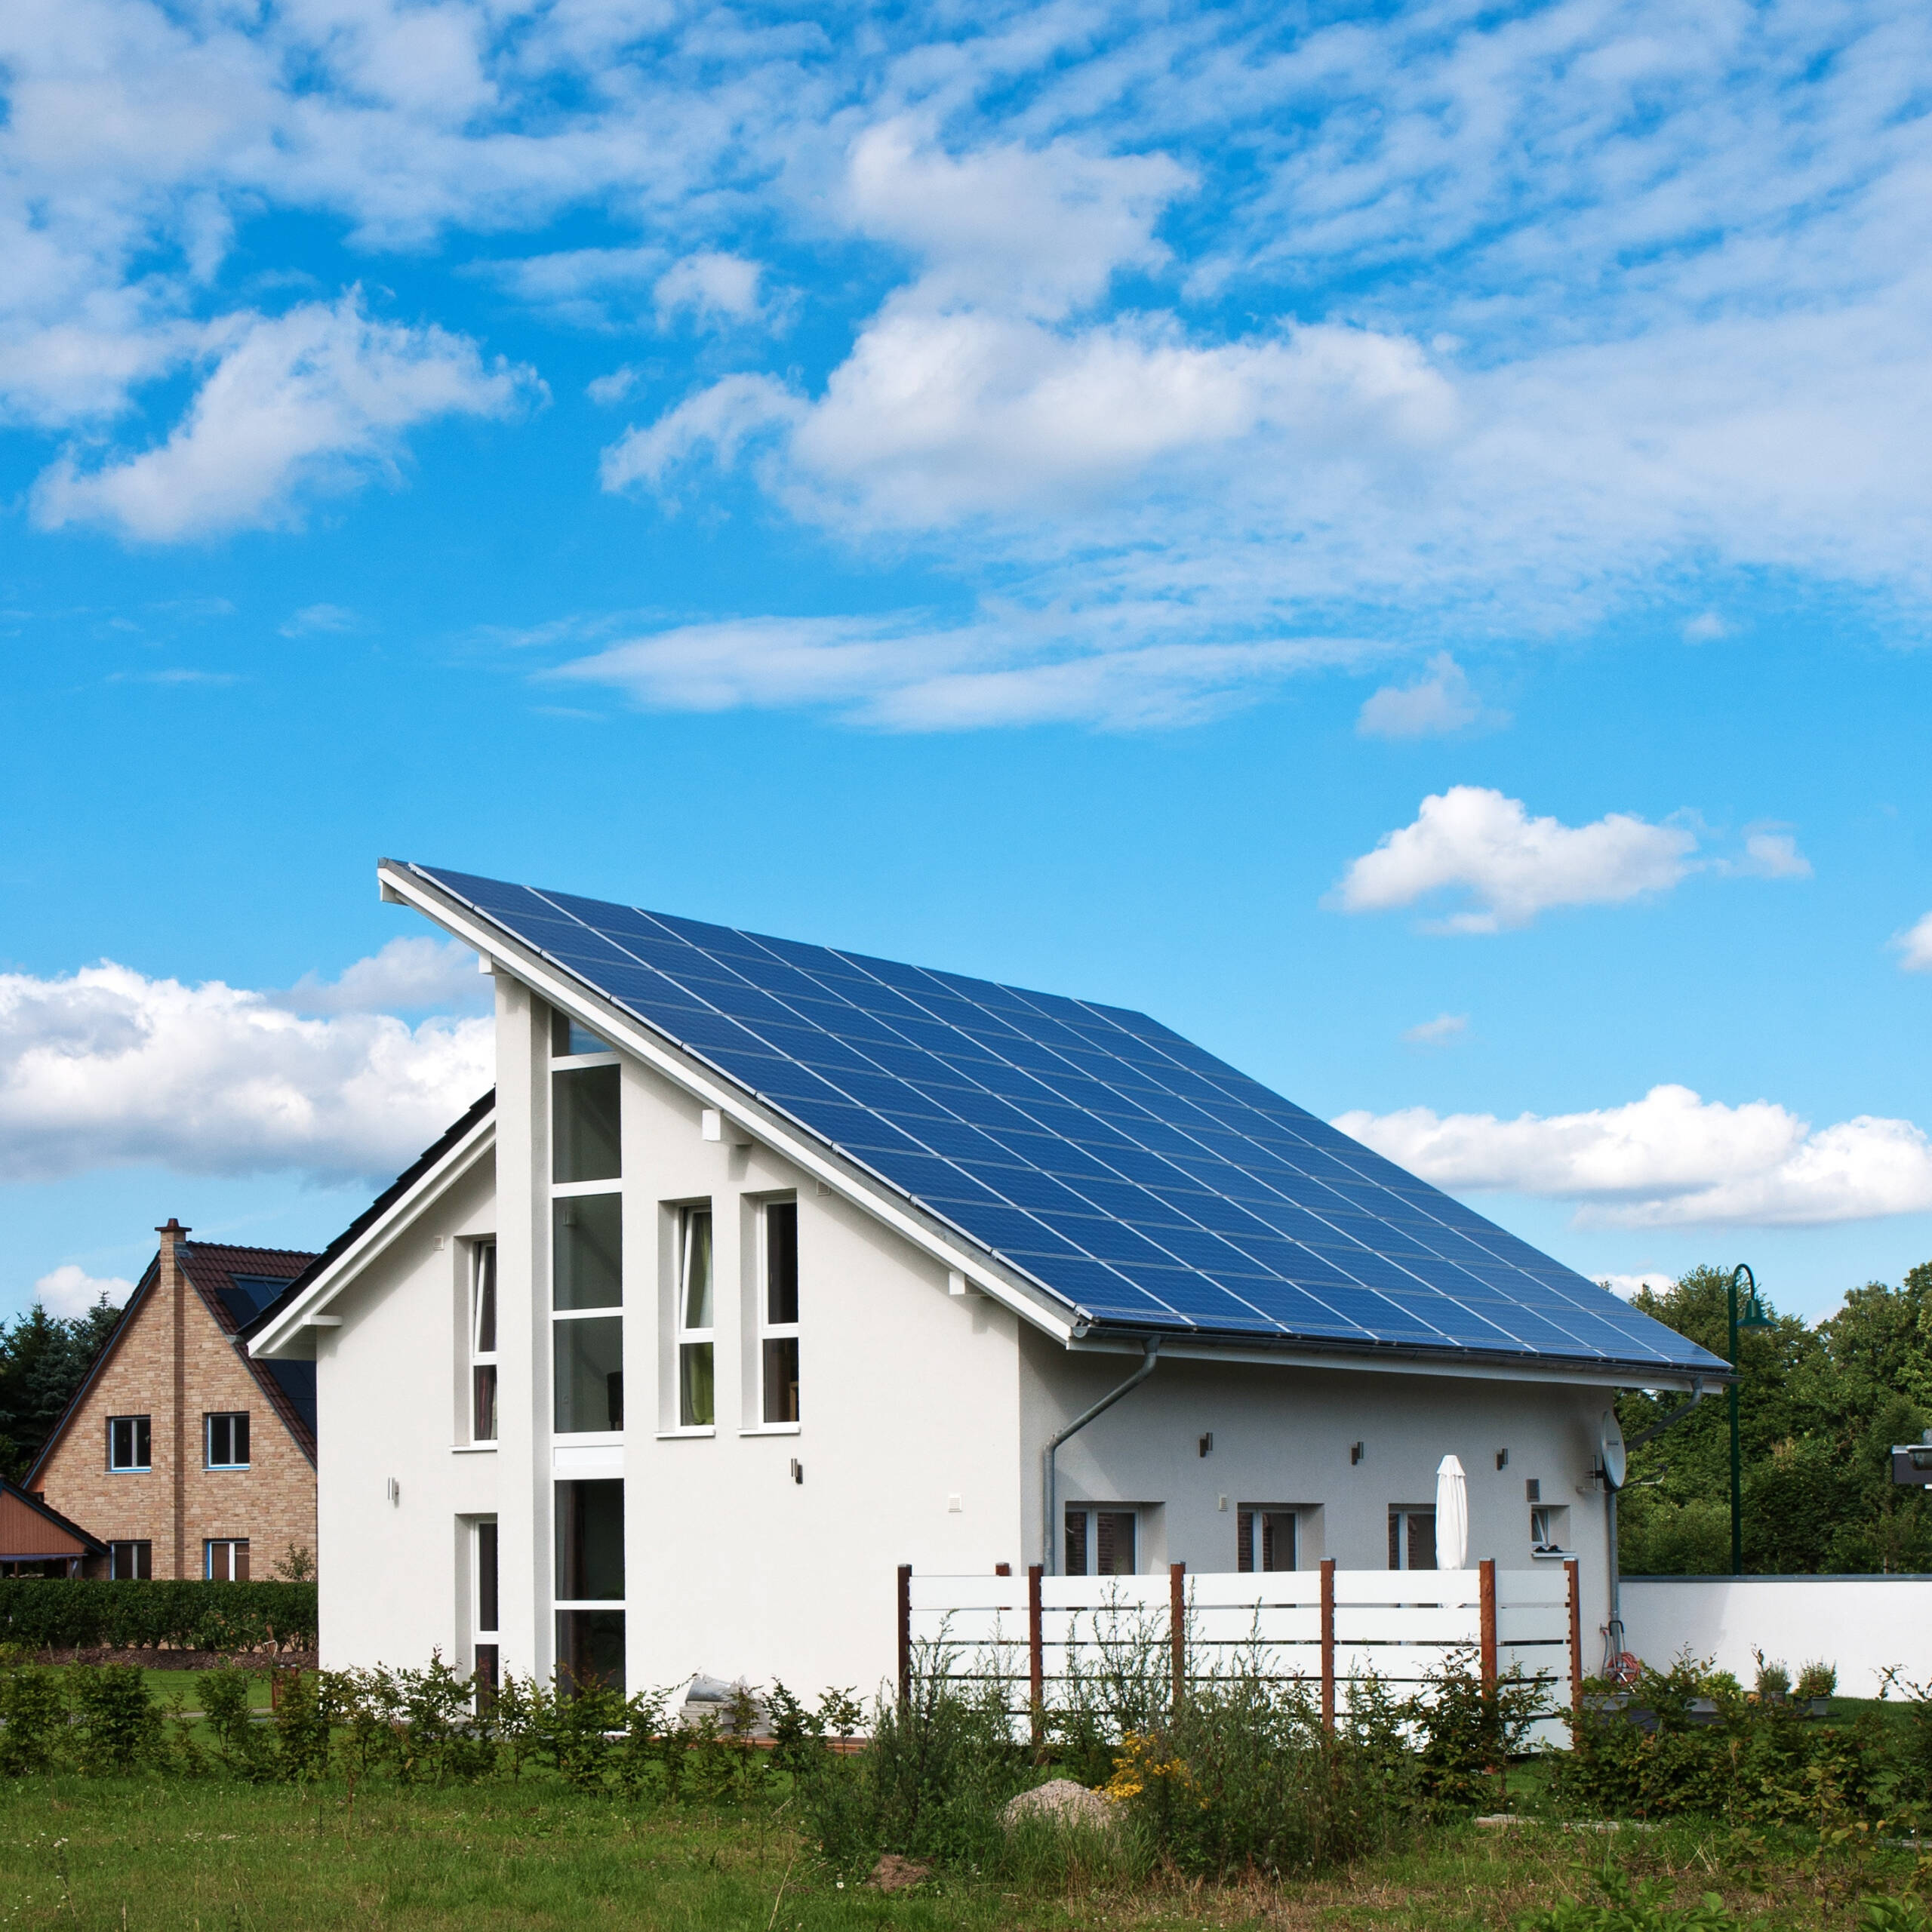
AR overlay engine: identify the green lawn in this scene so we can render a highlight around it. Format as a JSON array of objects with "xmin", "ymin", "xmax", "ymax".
[{"xmin": 0, "ymin": 1777, "xmax": 1921, "ymax": 1932}]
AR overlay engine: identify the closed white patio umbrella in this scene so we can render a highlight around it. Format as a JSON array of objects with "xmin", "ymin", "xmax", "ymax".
[{"xmin": 1435, "ymin": 1454, "xmax": 1469, "ymax": 1571}]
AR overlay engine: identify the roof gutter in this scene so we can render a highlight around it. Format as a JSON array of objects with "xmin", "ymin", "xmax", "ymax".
[{"xmin": 1043, "ymin": 1337, "xmax": 1161, "ymax": 1574}]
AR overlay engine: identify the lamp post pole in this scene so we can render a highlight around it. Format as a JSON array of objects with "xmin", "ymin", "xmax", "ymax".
[{"xmin": 1727, "ymin": 1263, "xmax": 1770, "ymax": 1578}]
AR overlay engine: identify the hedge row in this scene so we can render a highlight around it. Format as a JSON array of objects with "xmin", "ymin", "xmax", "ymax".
[{"xmin": 0, "ymin": 1580, "xmax": 317, "ymax": 1651}]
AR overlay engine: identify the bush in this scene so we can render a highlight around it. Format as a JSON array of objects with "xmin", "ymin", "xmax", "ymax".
[
  {"xmin": 799, "ymin": 1663, "xmax": 1035, "ymax": 1875},
  {"xmin": 1795, "ymin": 1660, "xmax": 1838, "ymax": 1700},
  {"xmin": 0, "ymin": 1657, "xmax": 66, "ymax": 1773},
  {"xmin": 0, "ymin": 1578, "xmax": 316, "ymax": 1652},
  {"xmin": 1550, "ymin": 1655, "xmax": 1898, "ymax": 1825},
  {"xmin": 69, "ymin": 1664, "xmax": 161, "ymax": 1774}
]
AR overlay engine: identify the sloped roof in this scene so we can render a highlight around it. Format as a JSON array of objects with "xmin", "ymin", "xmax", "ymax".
[
  {"xmin": 241, "ymin": 1088, "xmax": 497, "ymax": 1358},
  {"xmin": 0, "ymin": 1479, "xmax": 106, "ymax": 1558},
  {"xmin": 392, "ymin": 861, "xmax": 1725, "ymax": 1383},
  {"xmin": 27, "ymin": 1239, "xmax": 321, "ymax": 1485}
]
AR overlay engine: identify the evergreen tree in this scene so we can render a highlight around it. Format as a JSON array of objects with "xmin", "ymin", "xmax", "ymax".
[{"xmin": 0, "ymin": 1297, "xmax": 125, "ymax": 1483}]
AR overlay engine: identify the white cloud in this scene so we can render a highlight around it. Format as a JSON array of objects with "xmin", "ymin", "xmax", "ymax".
[
  {"xmin": 279, "ymin": 603, "xmax": 356, "ymax": 637},
  {"xmin": 654, "ymin": 253, "xmax": 763, "ymax": 329},
  {"xmin": 1335, "ymin": 1084, "xmax": 1932, "ymax": 1229},
  {"xmin": 34, "ymin": 1264, "xmax": 135, "ymax": 1318},
  {"xmin": 1598, "ymin": 1273, "xmax": 1677, "ymax": 1302},
  {"xmin": 1401, "ymin": 1012, "xmax": 1469, "ymax": 1048},
  {"xmin": 1334, "ymin": 787, "xmax": 1700, "ymax": 933},
  {"xmin": 1894, "ymin": 912, "xmax": 1932, "ymax": 972},
  {"xmin": 550, "ymin": 611, "xmax": 1363, "ymax": 731},
  {"xmin": 31, "ymin": 294, "xmax": 537, "ymax": 541},
  {"xmin": 1683, "ymin": 612, "xmax": 1730, "ymax": 643},
  {"xmin": 1357, "ymin": 654, "xmax": 1502, "ymax": 739},
  {"xmin": 1733, "ymin": 830, "xmax": 1812, "ymax": 880},
  {"xmin": 276, "ymin": 937, "xmax": 491, "ymax": 1017},
  {"xmin": 586, "ymin": 367, "xmax": 640, "ymax": 407},
  {"xmin": 0, "ymin": 956, "xmax": 493, "ymax": 1186}
]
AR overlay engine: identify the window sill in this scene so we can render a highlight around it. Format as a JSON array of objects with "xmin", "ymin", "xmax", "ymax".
[
  {"xmin": 1530, "ymin": 1547, "xmax": 1572, "ymax": 1560},
  {"xmin": 107, "ymin": 1468, "xmax": 151, "ymax": 1476},
  {"xmin": 206, "ymin": 1466, "xmax": 250, "ymax": 1473},
  {"xmin": 451, "ymin": 1443, "xmax": 498, "ymax": 1454},
  {"xmin": 656, "ymin": 1426, "xmax": 715, "ymax": 1440},
  {"xmin": 739, "ymin": 1423, "xmax": 801, "ymax": 1437}
]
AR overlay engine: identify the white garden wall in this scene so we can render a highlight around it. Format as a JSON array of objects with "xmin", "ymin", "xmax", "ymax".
[{"xmin": 1623, "ymin": 1576, "xmax": 1932, "ymax": 1698}]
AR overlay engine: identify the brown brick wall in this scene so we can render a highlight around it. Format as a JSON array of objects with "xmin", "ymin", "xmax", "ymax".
[{"xmin": 37, "ymin": 1229, "xmax": 316, "ymax": 1580}]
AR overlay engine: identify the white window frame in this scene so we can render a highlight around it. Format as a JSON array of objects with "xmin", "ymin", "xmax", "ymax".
[
  {"xmin": 205, "ymin": 1412, "xmax": 250, "ymax": 1470},
  {"xmin": 1388, "ymin": 1506, "xmax": 1438, "ymax": 1571},
  {"xmin": 1530, "ymin": 1503, "xmax": 1571, "ymax": 1552},
  {"xmin": 674, "ymin": 1204, "xmax": 715, "ymax": 1431},
  {"xmin": 469, "ymin": 1240, "xmax": 499, "ymax": 1444},
  {"xmin": 1237, "ymin": 1504, "xmax": 1300, "ymax": 1573},
  {"xmin": 472, "ymin": 1515, "xmax": 500, "ymax": 1690},
  {"xmin": 550, "ymin": 1016, "xmax": 624, "ymax": 1441},
  {"xmin": 755, "ymin": 1198, "xmax": 799, "ymax": 1429},
  {"xmin": 1063, "ymin": 1505, "xmax": 1139, "ymax": 1577},
  {"xmin": 205, "ymin": 1537, "xmax": 249, "ymax": 1580},
  {"xmin": 106, "ymin": 1414, "xmax": 150, "ymax": 1473}
]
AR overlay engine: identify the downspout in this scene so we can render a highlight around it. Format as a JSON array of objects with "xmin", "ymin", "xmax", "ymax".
[
  {"xmin": 1604, "ymin": 1377, "xmax": 1707, "ymax": 1673},
  {"xmin": 1042, "ymin": 1338, "xmax": 1161, "ymax": 1574}
]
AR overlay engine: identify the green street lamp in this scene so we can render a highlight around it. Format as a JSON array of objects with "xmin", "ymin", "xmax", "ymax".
[{"xmin": 1727, "ymin": 1263, "xmax": 1774, "ymax": 1577}]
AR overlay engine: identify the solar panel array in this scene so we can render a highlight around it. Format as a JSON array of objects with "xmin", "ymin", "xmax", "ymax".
[{"xmin": 413, "ymin": 863, "xmax": 1721, "ymax": 1374}]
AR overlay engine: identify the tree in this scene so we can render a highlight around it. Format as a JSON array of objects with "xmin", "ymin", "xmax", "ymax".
[
  {"xmin": 1614, "ymin": 1261, "xmax": 1932, "ymax": 1575},
  {"xmin": 0, "ymin": 1297, "xmax": 125, "ymax": 1483}
]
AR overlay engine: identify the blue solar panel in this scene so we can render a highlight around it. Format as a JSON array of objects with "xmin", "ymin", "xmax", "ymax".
[{"xmin": 409, "ymin": 863, "xmax": 1725, "ymax": 1377}]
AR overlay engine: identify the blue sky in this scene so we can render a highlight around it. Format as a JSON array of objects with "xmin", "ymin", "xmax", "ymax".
[{"xmin": 5, "ymin": 0, "xmax": 1931, "ymax": 1327}]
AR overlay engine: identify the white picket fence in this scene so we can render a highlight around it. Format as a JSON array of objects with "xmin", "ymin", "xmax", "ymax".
[{"xmin": 900, "ymin": 1561, "xmax": 1580, "ymax": 1745}]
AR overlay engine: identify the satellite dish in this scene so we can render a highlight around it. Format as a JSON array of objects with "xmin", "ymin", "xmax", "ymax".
[{"xmin": 1600, "ymin": 1411, "xmax": 1627, "ymax": 1490}]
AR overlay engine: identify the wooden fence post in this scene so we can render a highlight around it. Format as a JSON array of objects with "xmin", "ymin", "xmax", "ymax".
[
  {"xmin": 1478, "ymin": 1558, "xmax": 1497, "ymax": 1690},
  {"xmin": 1169, "ymin": 1562, "xmax": 1186, "ymax": 1713},
  {"xmin": 1565, "ymin": 1558, "xmax": 1582, "ymax": 1713},
  {"xmin": 897, "ymin": 1563, "xmax": 912, "ymax": 1707},
  {"xmin": 1319, "ymin": 1557, "xmax": 1336, "ymax": 1733},
  {"xmin": 1028, "ymin": 1563, "xmax": 1044, "ymax": 1747}
]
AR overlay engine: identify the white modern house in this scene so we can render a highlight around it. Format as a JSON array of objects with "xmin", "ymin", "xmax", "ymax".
[{"xmin": 251, "ymin": 860, "xmax": 1724, "ymax": 1700}]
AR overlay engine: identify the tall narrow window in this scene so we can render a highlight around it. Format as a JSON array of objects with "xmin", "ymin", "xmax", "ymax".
[
  {"xmin": 677, "ymin": 1206, "xmax": 715, "ymax": 1427},
  {"xmin": 760, "ymin": 1201, "xmax": 799, "ymax": 1424},
  {"xmin": 554, "ymin": 1195, "xmax": 623, "ymax": 1433},
  {"xmin": 552, "ymin": 1023, "xmax": 623, "ymax": 1438},
  {"xmin": 471, "ymin": 1241, "xmax": 499, "ymax": 1443},
  {"xmin": 109, "ymin": 1541, "xmax": 151, "ymax": 1580},
  {"xmin": 555, "ymin": 1479, "xmax": 624, "ymax": 1693},
  {"xmin": 1237, "ymin": 1507, "xmax": 1297, "ymax": 1573},
  {"xmin": 474, "ymin": 1518, "xmax": 500, "ymax": 1697},
  {"xmin": 107, "ymin": 1416, "xmax": 151, "ymax": 1472},
  {"xmin": 205, "ymin": 1414, "xmax": 250, "ymax": 1469}
]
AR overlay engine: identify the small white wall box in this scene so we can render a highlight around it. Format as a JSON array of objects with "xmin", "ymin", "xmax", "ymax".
[{"xmin": 1891, "ymin": 1444, "xmax": 1932, "ymax": 1487}]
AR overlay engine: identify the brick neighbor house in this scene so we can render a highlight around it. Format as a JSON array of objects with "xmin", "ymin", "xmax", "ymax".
[{"xmin": 30, "ymin": 1221, "xmax": 319, "ymax": 1581}]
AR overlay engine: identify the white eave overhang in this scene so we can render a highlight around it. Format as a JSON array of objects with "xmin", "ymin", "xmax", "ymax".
[
  {"xmin": 377, "ymin": 860, "xmax": 1084, "ymax": 1347},
  {"xmin": 251, "ymin": 1102, "xmax": 496, "ymax": 1359}
]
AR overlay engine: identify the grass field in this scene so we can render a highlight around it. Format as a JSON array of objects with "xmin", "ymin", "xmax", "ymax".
[{"xmin": 0, "ymin": 1776, "xmax": 1923, "ymax": 1932}]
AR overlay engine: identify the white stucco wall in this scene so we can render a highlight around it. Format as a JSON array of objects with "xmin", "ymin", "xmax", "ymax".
[
  {"xmin": 306, "ymin": 963, "xmax": 1627, "ymax": 1703},
  {"xmin": 313, "ymin": 1152, "xmax": 499, "ymax": 1672},
  {"xmin": 1019, "ymin": 1331, "xmax": 1614, "ymax": 1644},
  {"xmin": 1623, "ymin": 1576, "xmax": 1932, "ymax": 1697}
]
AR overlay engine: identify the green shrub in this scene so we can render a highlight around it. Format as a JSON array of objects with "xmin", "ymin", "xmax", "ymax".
[
  {"xmin": 0, "ymin": 1578, "xmax": 316, "ymax": 1652},
  {"xmin": 202, "ymin": 1667, "xmax": 277, "ymax": 1780},
  {"xmin": 797, "ymin": 1663, "xmax": 1035, "ymax": 1874},
  {"xmin": 272, "ymin": 1670, "xmax": 333, "ymax": 1780},
  {"xmin": 1753, "ymin": 1650, "xmax": 1792, "ymax": 1702},
  {"xmin": 0, "ymin": 1660, "xmax": 66, "ymax": 1773},
  {"xmin": 1517, "ymin": 1863, "xmax": 1737, "ymax": 1930},
  {"xmin": 68, "ymin": 1664, "xmax": 161, "ymax": 1774},
  {"xmin": 1795, "ymin": 1660, "xmax": 1837, "ymax": 1700}
]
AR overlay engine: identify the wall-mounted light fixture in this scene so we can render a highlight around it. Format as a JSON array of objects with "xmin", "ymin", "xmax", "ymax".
[
  {"xmin": 1350, "ymin": 1441, "xmax": 1364, "ymax": 1465},
  {"xmin": 789, "ymin": 1459, "xmax": 803, "ymax": 1485},
  {"xmin": 1496, "ymin": 1448, "xmax": 1509, "ymax": 1470},
  {"xmin": 386, "ymin": 1477, "xmax": 400, "ymax": 1506},
  {"xmin": 1198, "ymin": 1432, "xmax": 1214, "ymax": 1457}
]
